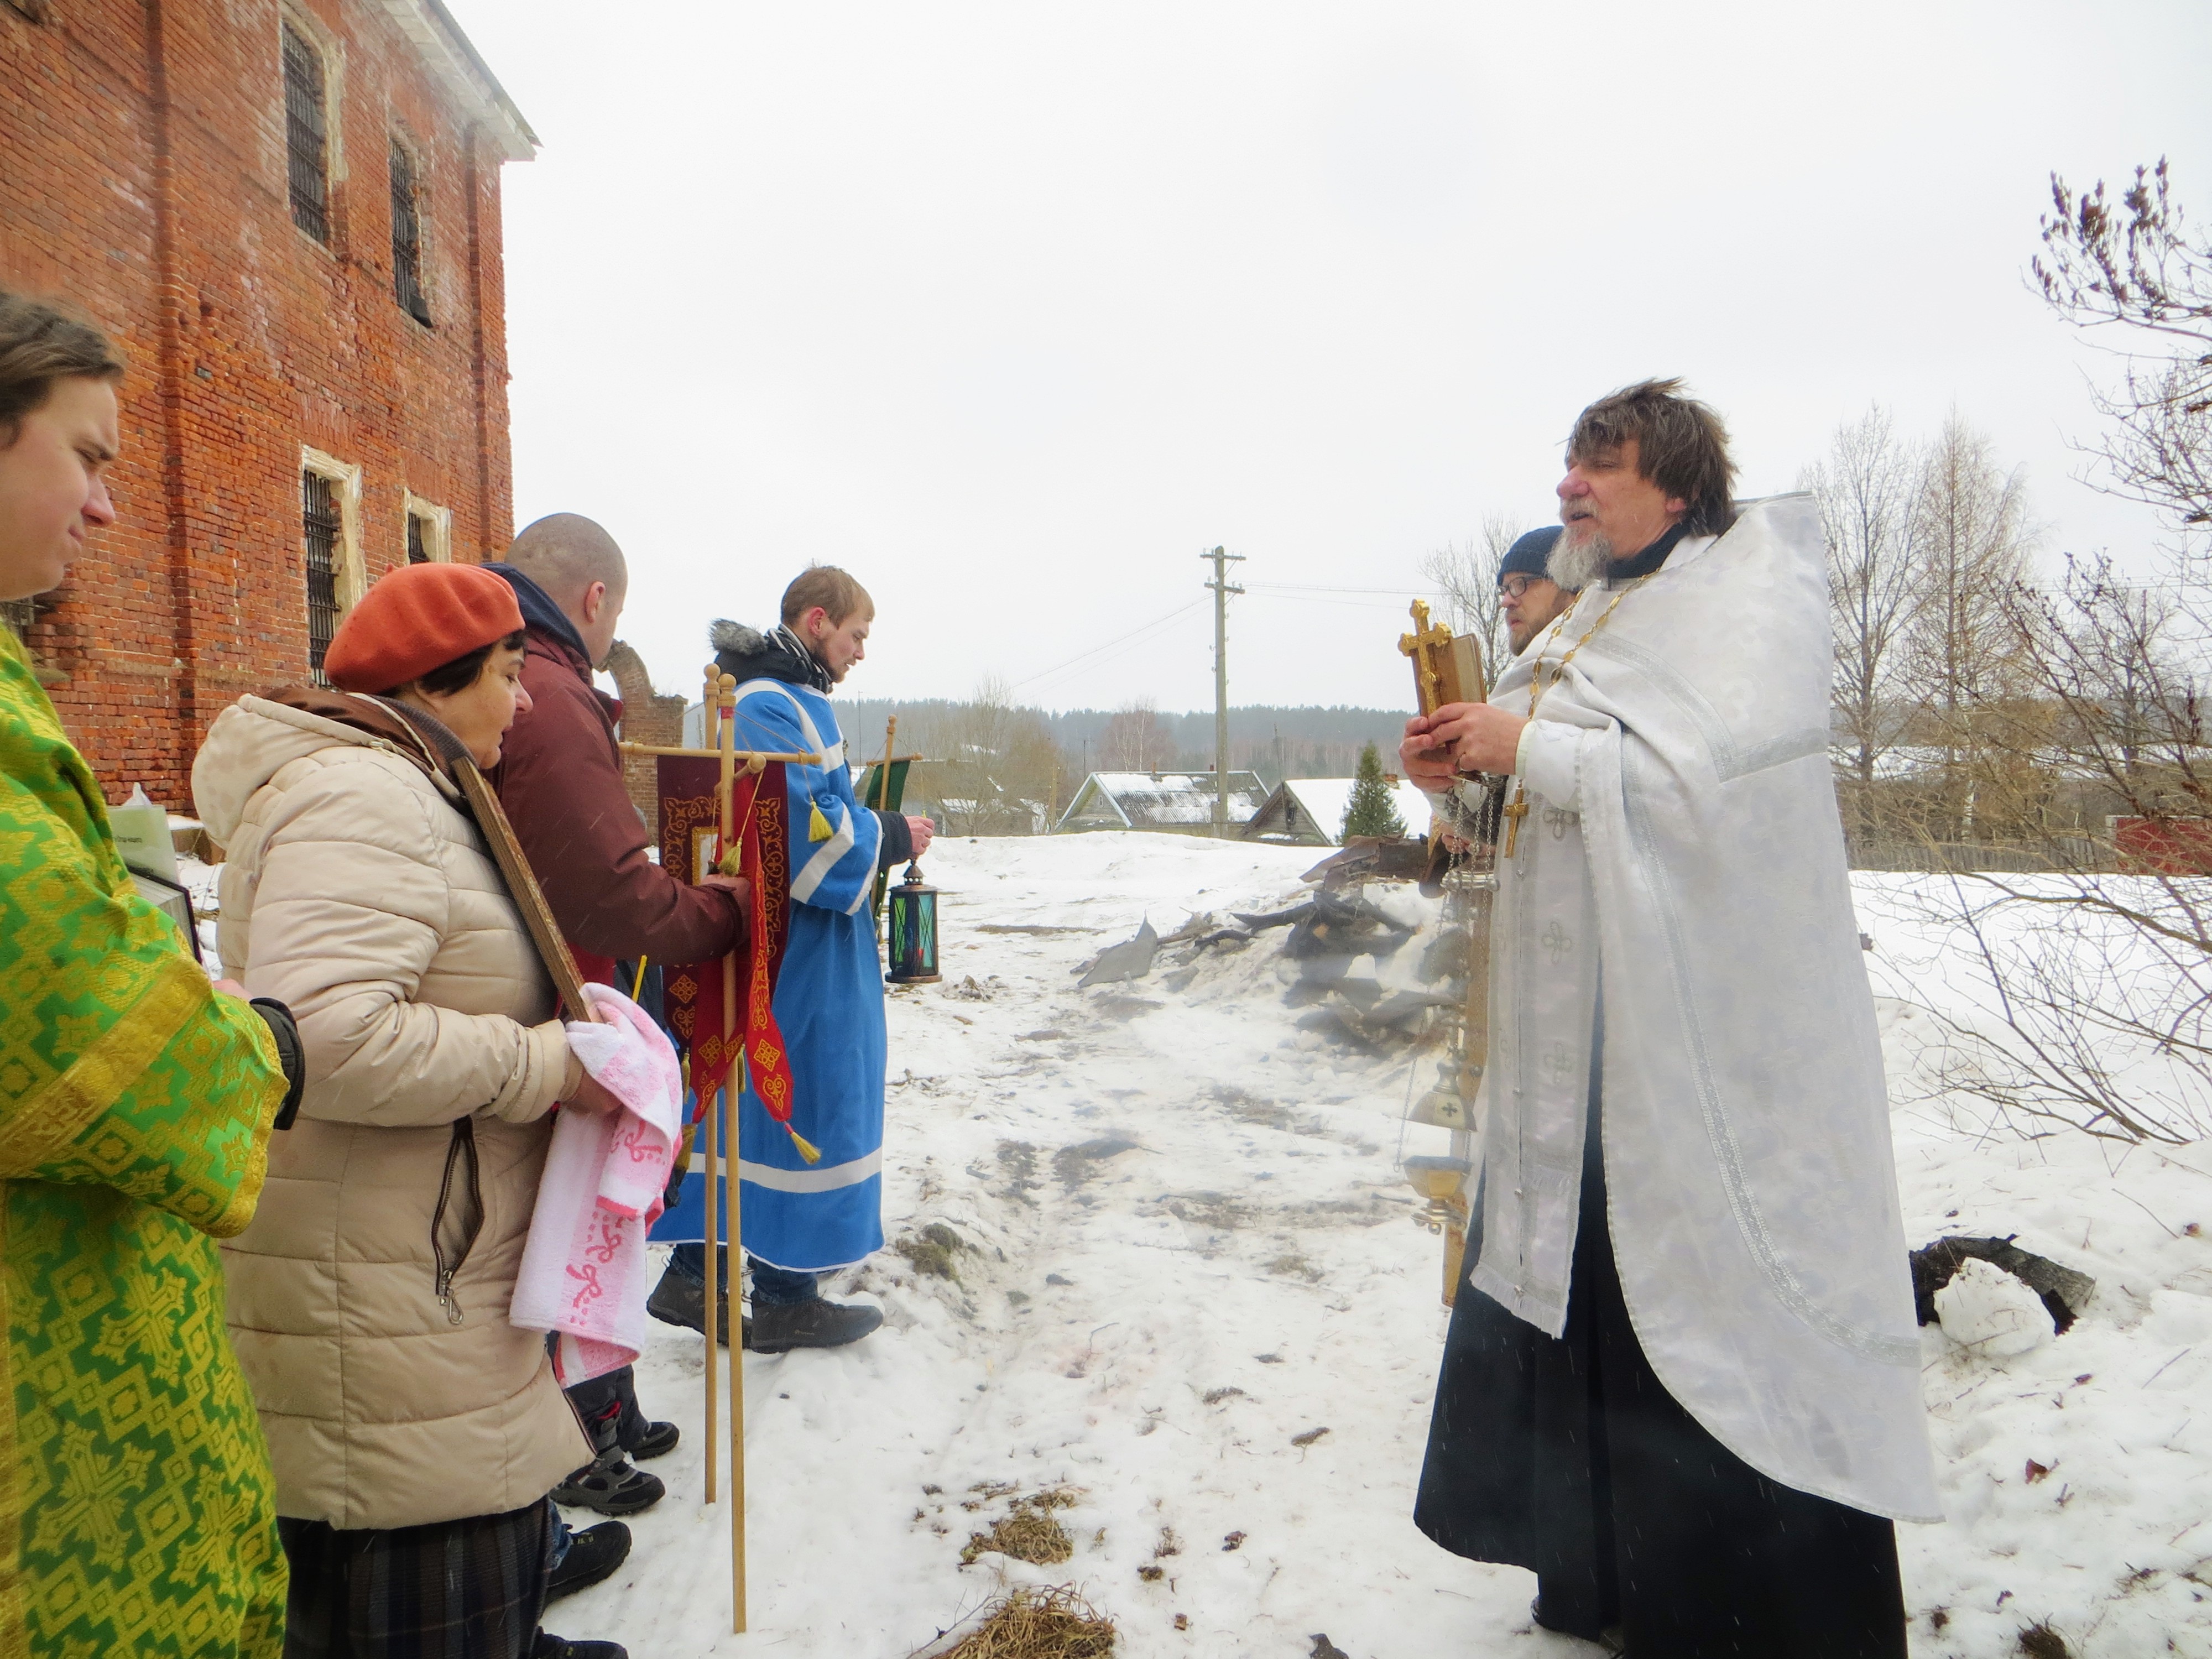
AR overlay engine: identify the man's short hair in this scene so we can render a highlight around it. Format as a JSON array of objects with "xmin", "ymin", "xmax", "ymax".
[
  {"xmin": 781, "ymin": 565, "xmax": 874, "ymax": 628},
  {"xmin": 1566, "ymin": 378, "xmax": 1738, "ymax": 538},
  {"xmin": 507, "ymin": 513, "xmax": 628, "ymax": 601}
]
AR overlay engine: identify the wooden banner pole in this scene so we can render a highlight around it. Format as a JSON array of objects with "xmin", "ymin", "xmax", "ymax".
[
  {"xmin": 718, "ymin": 671, "xmax": 749, "ymax": 1634},
  {"xmin": 872, "ymin": 716, "xmax": 898, "ymax": 943},
  {"xmin": 698, "ymin": 666, "xmax": 721, "ymax": 1508},
  {"xmin": 619, "ymin": 740, "xmax": 820, "ymax": 764}
]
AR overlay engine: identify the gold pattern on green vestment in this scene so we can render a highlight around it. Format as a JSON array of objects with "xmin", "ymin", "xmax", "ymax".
[{"xmin": 0, "ymin": 625, "xmax": 289, "ymax": 1657}]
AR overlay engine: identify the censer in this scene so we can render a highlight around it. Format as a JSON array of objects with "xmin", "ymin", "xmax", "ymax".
[{"xmin": 885, "ymin": 860, "xmax": 941, "ymax": 984}]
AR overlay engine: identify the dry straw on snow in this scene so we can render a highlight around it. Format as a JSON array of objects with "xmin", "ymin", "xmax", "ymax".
[
  {"xmin": 959, "ymin": 1488, "xmax": 1081, "ymax": 1566},
  {"xmin": 941, "ymin": 1586, "xmax": 1116, "ymax": 1658}
]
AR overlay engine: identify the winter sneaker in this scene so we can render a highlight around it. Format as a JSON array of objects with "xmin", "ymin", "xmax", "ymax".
[
  {"xmin": 748, "ymin": 1295, "xmax": 884, "ymax": 1353},
  {"xmin": 622, "ymin": 1416, "xmax": 680, "ymax": 1460},
  {"xmin": 646, "ymin": 1266, "xmax": 752, "ymax": 1348},
  {"xmin": 550, "ymin": 1446, "xmax": 665, "ymax": 1516},
  {"xmin": 532, "ymin": 1635, "xmax": 627, "ymax": 1659},
  {"xmin": 545, "ymin": 1521, "xmax": 630, "ymax": 1603}
]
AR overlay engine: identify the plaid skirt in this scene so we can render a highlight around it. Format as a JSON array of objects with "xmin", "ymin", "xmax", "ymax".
[{"xmin": 278, "ymin": 1498, "xmax": 554, "ymax": 1659}]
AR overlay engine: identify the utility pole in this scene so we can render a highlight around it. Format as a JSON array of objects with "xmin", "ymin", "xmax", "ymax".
[{"xmin": 1201, "ymin": 545, "xmax": 1245, "ymax": 836}]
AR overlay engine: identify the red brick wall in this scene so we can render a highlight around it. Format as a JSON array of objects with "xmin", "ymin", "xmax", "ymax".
[
  {"xmin": 1, "ymin": 0, "xmax": 521, "ymax": 808},
  {"xmin": 604, "ymin": 640, "xmax": 688, "ymax": 842}
]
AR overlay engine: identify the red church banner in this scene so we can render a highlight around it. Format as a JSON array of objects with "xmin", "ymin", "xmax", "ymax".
[{"xmin": 658, "ymin": 757, "xmax": 794, "ymax": 1108}]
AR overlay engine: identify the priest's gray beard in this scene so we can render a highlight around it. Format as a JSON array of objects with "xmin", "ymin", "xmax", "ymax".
[{"xmin": 1547, "ymin": 524, "xmax": 1613, "ymax": 591}]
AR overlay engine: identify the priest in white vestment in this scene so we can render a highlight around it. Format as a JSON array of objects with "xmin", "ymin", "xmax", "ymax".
[{"xmin": 1402, "ymin": 379, "xmax": 1937, "ymax": 1658}]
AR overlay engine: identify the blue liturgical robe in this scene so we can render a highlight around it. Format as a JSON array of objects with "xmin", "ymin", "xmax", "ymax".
[{"xmin": 649, "ymin": 678, "xmax": 887, "ymax": 1271}]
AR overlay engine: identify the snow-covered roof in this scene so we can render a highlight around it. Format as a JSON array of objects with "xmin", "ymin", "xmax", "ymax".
[{"xmin": 1056, "ymin": 770, "xmax": 1267, "ymax": 832}]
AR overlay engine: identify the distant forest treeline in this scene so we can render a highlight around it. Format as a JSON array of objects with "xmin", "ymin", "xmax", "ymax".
[{"xmin": 833, "ymin": 698, "xmax": 1410, "ymax": 785}]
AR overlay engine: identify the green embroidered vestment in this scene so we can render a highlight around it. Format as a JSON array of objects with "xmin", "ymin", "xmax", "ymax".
[{"xmin": 0, "ymin": 627, "xmax": 289, "ymax": 1658}]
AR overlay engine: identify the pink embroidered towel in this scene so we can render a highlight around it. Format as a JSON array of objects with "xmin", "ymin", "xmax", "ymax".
[{"xmin": 511, "ymin": 982, "xmax": 684, "ymax": 1384}]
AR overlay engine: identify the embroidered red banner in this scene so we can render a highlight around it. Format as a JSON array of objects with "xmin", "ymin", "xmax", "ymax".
[{"xmin": 657, "ymin": 758, "xmax": 792, "ymax": 1109}]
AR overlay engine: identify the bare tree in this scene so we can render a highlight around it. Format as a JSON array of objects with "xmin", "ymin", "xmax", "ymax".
[
  {"xmin": 1100, "ymin": 697, "xmax": 1173, "ymax": 772},
  {"xmin": 1416, "ymin": 512, "xmax": 1520, "ymax": 688},
  {"xmin": 2034, "ymin": 159, "xmax": 2212, "ymax": 552},
  {"xmin": 1867, "ymin": 165, "xmax": 2212, "ymax": 1145},
  {"xmin": 930, "ymin": 674, "xmax": 1066, "ymax": 834},
  {"xmin": 1804, "ymin": 407, "xmax": 1921, "ymax": 841},
  {"xmin": 1885, "ymin": 559, "xmax": 2212, "ymax": 1142},
  {"xmin": 1902, "ymin": 415, "xmax": 2035, "ymax": 838},
  {"xmin": 1889, "ymin": 868, "xmax": 2212, "ymax": 1145}
]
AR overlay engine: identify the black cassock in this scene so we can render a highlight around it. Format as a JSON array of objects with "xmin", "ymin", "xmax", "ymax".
[{"xmin": 1415, "ymin": 1013, "xmax": 1911, "ymax": 1658}]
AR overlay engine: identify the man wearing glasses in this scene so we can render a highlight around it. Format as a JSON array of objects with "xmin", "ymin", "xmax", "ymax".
[{"xmin": 1498, "ymin": 524, "xmax": 1578, "ymax": 657}]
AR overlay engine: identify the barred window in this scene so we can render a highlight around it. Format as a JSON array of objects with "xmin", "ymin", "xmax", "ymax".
[
  {"xmin": 283, "ymin": 23, "xmax": 330, "ymax": 244},
  {"xmin": 303, "ymin": 471, "xmax": 341, "ymax": 682},
  {"xmin": 406, "ymin": 510, "xmax": 428, "ymax": 564},
  {"xmin": 390, "ymin": 139, "xmax": 431, "ymax": 325}
]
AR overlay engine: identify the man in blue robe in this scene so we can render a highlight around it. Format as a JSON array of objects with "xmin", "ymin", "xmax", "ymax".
[{"xmin": 651, "ymin": 567, "xmax": 931, "ymax": 1352}]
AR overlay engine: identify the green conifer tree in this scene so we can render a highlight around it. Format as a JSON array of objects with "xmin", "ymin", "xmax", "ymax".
[{"xmin": 1341, "ymin": 740, "xmax": 1407, "ymax": 840}]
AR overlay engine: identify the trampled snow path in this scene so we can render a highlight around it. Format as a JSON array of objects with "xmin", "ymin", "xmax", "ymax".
[{"xmin": 542, "ymin": 836, "xmax": 2212, "ymax": 1658}]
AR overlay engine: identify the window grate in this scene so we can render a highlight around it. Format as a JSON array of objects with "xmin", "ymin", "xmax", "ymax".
[
  {"xmin": 407, "ymin": 512, "xmax": 428, "ymax": 564},
  {"xmin": 303, "ymin": 471, "xmax": 341, "ymax": 683},
  {"xmin": 283, "ymin": 24, "xmax": 330, "ymax": 244},
  {"xmin": 390, "ymin": 139, "xmax": 431, "ymax": 325}
]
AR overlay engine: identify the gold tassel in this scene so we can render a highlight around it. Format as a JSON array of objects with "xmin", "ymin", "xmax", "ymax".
[
  {"xmin": 807, "ymin": 800, "xmax": 833, "ymax": 842},
  {"xmin": 786, "ymin": 1125, "xmax": 823, "ymax": 1165}
]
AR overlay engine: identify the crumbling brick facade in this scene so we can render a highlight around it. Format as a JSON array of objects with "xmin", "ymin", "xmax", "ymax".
[
  {"xmin": 1, "ymin": 0, "xmax": 533, "ymax": 808},
  {"xmin": 604, "ymin": 640, "xmax": 688, "ymax": 842}
]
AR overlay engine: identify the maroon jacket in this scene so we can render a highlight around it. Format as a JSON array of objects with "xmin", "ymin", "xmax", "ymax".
[{"xmin": 491, "ymin": 626, "xmax": 744, "ymax": 973}]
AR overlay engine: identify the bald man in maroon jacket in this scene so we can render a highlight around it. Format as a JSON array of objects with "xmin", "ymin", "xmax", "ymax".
[{"xmin": 486, "ymin": 514, "xmax": 748, "ymax": 1595}]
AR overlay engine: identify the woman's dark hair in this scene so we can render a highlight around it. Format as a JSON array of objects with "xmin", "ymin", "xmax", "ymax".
[
  {"xmin": 405, "ymin": 629, "xmax": 528, "ymax": 697},
  {"xmin": 1565, "ymin": 378, "xmax": 1739, "ymax": 538},
  {"xmin": 0, "ymin": 290, "xmax": 127, "ymax": 448}
]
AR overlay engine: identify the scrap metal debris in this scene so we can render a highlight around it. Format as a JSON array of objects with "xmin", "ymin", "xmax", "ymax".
[
  {"xmin": 1910, "ymin": 1234, "xmax": 2096, "ymax": 1334},
  {"xmin": 1076, "ymin": 918, "xmax": 1158, "ymax": 988}
]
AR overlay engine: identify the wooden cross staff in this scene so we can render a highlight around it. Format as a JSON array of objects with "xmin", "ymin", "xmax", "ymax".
[
  {"xmin": 377, "ymin": 695, "xmax": 604, "ymax": 1027},
  {"xmin": 692, "ymin": 665, "xmax": 750, "ymax": 1634},
  {"xmin": 450, "ymin": 758, "xmax": 604, "ymax": 1023}
]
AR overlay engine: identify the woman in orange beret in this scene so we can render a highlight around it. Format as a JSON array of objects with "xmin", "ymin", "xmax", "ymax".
[{"xmin": 191, "ymin": 562, "xmax": 627, "ymax": 1659}]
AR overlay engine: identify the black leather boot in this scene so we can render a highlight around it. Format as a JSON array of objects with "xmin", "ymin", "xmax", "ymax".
[
  {"xmin": 748, "ymin": 1296, "xmax": 884, "ymax": 1353},
  {"xmin": 646, "ymin": 1263, "xmax": 752, "ymax": 1348},
  {"xmin": 545, "ymin": 1520, "xmax": 630, "ymax": 1603}
]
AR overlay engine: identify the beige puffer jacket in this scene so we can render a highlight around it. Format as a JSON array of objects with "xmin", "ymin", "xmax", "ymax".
[{"xmin": 192, "ymin": 690, "xmax": 590, "ymax": 1530}]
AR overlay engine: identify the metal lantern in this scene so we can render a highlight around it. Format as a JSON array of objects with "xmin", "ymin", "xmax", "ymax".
[{"xmin": 885, "ymin": 860, "xmax": 941, "ymax": 984}]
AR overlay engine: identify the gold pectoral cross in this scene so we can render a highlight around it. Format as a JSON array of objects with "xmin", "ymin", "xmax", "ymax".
[{"xmin": 1500, "ymin": 786, "xmax": 1530, "ymax": 858}]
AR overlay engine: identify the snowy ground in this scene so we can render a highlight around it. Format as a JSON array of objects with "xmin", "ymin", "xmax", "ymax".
[{"xmin": 534, "ymin": 834, "xmax": 2212, "ymax": 1658}]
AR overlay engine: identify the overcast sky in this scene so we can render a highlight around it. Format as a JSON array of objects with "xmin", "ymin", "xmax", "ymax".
[{"xmin": 446, "ymin": 1, "xmax": 2212, "ymax": 714}]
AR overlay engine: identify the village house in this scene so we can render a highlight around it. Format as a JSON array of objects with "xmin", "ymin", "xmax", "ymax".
[
  {"xmin": 1240, "ymin": 774, "xmax": 1433, "ymax": 847},
  {"xmin": 1053, "ymin": 769, "xmax": 1267, "ymax": 835},
  {"xmin": 2, "ymin": 0, "xmax": 533, "ymax": 806}
]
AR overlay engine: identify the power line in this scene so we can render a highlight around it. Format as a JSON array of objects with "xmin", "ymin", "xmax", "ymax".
[
  {"xmin": 1006, "ymin": 597, "xmax": 1208, "ymax": 692},
  {"xmin": 1245, "ymin": 581, "xmax": 1423, "ymax": 596},
  {"xmin": 1243, "ymin": 589, "xmax": 1413, "ymax": 612}
]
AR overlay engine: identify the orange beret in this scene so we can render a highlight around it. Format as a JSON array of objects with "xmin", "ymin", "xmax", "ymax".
[{"xmin": 324, "ymin": 562, "xmax": 525, "ymax": 693}]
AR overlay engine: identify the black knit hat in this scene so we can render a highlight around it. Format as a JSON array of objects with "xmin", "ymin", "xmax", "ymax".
[{"xmin": 1498, "ymin": 525, "xmax": 1563, "ymax": 586}]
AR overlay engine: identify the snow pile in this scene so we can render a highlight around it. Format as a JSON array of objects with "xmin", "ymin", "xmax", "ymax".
[
  {"xmin": 534, "ymin": 839, "xmax": 2212, "ymax": 1658},
  {"xmin": 1933, "ymin": 1258, "xmax": 2054, "ymax": 1358}
]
